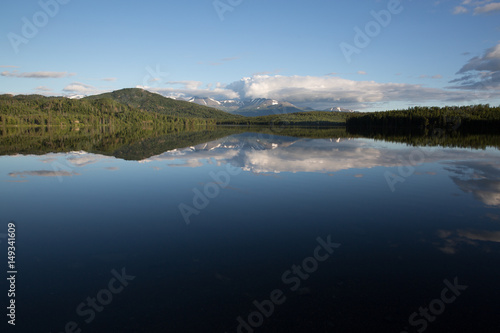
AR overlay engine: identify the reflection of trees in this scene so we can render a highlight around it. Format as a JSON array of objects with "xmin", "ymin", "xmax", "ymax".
[
  {"xmin": 347, "ymin": 104, "xmax": 500, "ymax": 132},
  {"xmin": 0, "ymin": 127, "xmax": 350, "ymax": 161},
  {"xmin": 0, "ymin": 126, "xmax": 234, "ymax": 160},
  {"xmin": 346, "ymin": 105, "xmax": 500, "ymax": 149}
]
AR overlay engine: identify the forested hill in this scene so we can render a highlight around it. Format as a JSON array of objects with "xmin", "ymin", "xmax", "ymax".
[
  {"xmin": 83, "ymin": 88, "xmax": 242, "ymax": 121},
  {"xmin": 0, "ymin": 94, "xmax": 214, "ymax": 127}
]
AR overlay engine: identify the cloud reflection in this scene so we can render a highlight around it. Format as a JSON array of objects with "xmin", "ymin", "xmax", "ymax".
[
  {"xmin": 8, "ymin": 170, "xmax": 79, "ymax": 178},
  {"xmin": 140, "ymin": 136, "xmax": 497, "ymax": 176},
  {"xmin": 437, "ymin": 229, "xmax": 500, "ymax": 254},
  {"xmin": 446, "ymin": 161, "xmax": 500, "ymax": 207}
]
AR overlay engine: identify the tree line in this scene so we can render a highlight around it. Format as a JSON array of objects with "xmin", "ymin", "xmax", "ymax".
[
  {"xmin": 0, "ymin": 94, "xmax": 215, "ymax": 128},
  {"xmin": 346, "ymin": 104, "xmax": 500, "ymax": 134}
]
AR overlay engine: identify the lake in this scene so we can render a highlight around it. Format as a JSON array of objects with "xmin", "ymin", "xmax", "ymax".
[{"xmin": 1, "ymin": 128, "xmax": 499, "ymax": 332}]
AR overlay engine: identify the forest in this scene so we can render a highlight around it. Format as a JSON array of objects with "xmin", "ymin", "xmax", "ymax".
[
  {"xmin": 346, "ymin": 104, "xmax": 500, "ymax": 134},
  {"xmin": 0, "ymin": 94, "xmax": 215, "ymax": 128},
  {"xmin": 218, "ymin": 111, "xmax": 348, "ymax": 126}
]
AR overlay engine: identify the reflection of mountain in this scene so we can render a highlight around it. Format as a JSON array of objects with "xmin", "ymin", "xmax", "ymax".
[
  {"xmin": 140, "ymin": 134, "xmax": 500, "ymax": 175},
  {"xmin": 0, "ymin": 126, "xmax": 246, "ymax": 160},
  {"xmin": 0, "ymin": 126, "xmax": 350, "ymax": 160},
  {"xmin": 446, "ymin": 161, "xmax": 500, "ymax": 207}
]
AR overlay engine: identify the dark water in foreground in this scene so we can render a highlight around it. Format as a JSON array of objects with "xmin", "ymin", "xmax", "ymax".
[{"xmin": 1, "ymin": 131, "xmax": 500, "ymax": 332}]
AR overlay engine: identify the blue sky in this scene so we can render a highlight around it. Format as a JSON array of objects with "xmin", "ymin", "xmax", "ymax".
[{"xmin": 1, "ymin": 0, "xmax": 499, "ymax": 111}]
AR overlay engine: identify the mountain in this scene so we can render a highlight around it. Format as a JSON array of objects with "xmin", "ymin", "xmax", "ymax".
[
  {"xmin": 84, "ymin": 88, "xmax": 242, "ymax": 120},
  {"xmin": 185, "ymin": 96, "xmax": 358, "ymax": 116},
  {"xmin": 235, "ymin": 99, "xmax": 305, "ymax": 117},
  {"xmin": 67, "ymin": 94, "xmax": 86, "ymax": 99},
  {"xmin": 187, "ymin": 97, "xmax": 305, "ymax": 117},
  {"xmin": 187, "ymin": 96, "xmax": 222, "ymax": 108},
  {"xmin": 324, "ymin": 106, "xmax": 356, "ymax": 113},
  {"xmin": 185, "ymin": 97, "xmax": 242, "ymax": 112}
]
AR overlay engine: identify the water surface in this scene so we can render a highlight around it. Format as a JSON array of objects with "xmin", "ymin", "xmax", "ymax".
[{"xmin": 1, "ymin": 131, "xmax": 499, "ymax": 332}]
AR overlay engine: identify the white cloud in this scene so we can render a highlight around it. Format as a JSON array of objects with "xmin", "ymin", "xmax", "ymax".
[
  {"xmin": 451, "ymin": 43, "xmax": 500, "ymax": 91},
  {"xmin": 451, "ymin": 0, "xmax": 500, "ymax": 15},
  {"xmin": 227, "ymin": 75, "xmax": 479, "ymax": 109},
  {"xmin": 474, "ymin": 2, "xmax": 500, "ymax": 14},
  {"xmin": 458, "ymin": 43, "xmax": 500, "ymax": 73},
  {"xmin": 101, "ymin": 77, "xmax": 117, "ymax": 82},
  {"xmin": 63, "ymin": 82, "xmax": 102, "ymax": 95},
  {"xmin": 137, "ymin": 80, "xmax": 240, "ymax": 100},
  {"xmin": 452, "ymin": 6, "xmax": 469, "ymax": 14},
  {"xmin": 138, "ymin": 73, "xmax": 491, "ymax": 110},
  {"xmin": 34, "ymin": 86, "xmax": 53, "ymax": 92},
  {"xmin": 1, "ymin": 71, "xmax": 75, "ymax": 79}
]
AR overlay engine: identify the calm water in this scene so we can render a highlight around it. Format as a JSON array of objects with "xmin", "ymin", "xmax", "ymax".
[{"xmin": 1, "ymin": 131, "xmax": 500, "ymax": 332}]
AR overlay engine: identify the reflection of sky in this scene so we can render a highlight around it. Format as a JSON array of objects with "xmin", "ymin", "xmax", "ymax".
[
  {"xmin": 1, "ymin": 133, "xmax": 500, "ymax": 333},
  {"xmin": 139, "ymin": 135, "xmax": 499, "ymax": 175},
  {"xmin": 3, "ymin": 135, "xmax": 500, "ymax": 178},
  {"xmin": 2, "ymin": 135, "xmax": 500, "ymax": 212},
  {"xmin": 445, "ymin": 161, "xmax": 500, "ymax": 207},
  {"xmin": 438, "ymin": 229, "xmax": 500, "ymax": 254}
]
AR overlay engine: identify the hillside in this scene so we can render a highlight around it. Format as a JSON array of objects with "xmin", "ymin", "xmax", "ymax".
[
  {"xmin": 84, "ymin": 88, "xmax": 242, "ymax": 121},
  {"xmin": 0, "ymin": 94, "xmax": 214, "ymax": 127}
]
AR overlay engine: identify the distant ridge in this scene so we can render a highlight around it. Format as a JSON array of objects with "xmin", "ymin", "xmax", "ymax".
[{"xmin": 84, "ymin": 88, "xmax": 242, "ymax": 120}]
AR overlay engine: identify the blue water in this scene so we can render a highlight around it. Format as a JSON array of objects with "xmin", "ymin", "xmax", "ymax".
[{"xmin": 1, "ymin": 132, "xmax": 499, "ymax": 332}]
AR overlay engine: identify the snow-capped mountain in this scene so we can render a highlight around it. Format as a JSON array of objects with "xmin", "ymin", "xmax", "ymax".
[
  {"xmin": 186, "ymin": 97, "xmax": 304, "ymax": 116},
  {"xmin": 239, "ymin": 98, "xmax": 295, "ymax": 110},
  {"xmin": 187, "ymin": 97, "xmax": 221, "ymax": 107},
  {"xmin": 67, "ymin": 94, "xmax": 86, "ymax": 99},
  {"xmin": 324, "ymin": 106, "xmax": 356, "ymax": 113},
  {"xmin": 184, "ymin": 97, "xmax": 242, "ymax": 112},
  {"xmin": 183, "ymin": 95, "xmax": 359, "ymax": 116}
]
